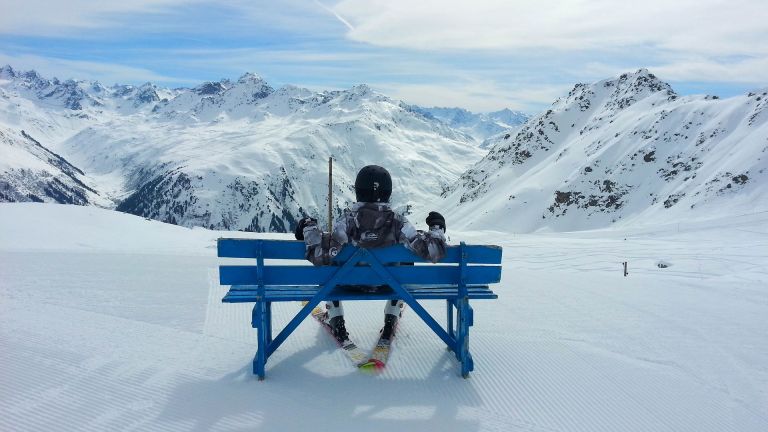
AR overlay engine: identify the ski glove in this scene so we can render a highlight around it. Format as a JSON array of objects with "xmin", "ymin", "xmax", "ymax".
[
  {"xmin": 426, "ymin": 211, "xmax": 446, "ymax": 233},
  {"xmin": 294, "ymin": 217, "xmax": 318, "ymax": 240}
]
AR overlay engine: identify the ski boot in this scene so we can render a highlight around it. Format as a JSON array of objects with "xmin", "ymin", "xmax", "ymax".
[
  {"xmin": 328, "ymin": 315, "xmax": 349, "ymax": 344},
  {"xmin": 381, "ymin": 314, "xmax": 398, "ymax": 340}
]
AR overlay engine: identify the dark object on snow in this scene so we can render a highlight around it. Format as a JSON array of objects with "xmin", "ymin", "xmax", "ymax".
[
  {"xmin": 354, "ymin": 165, "xmax": 392, "ymax": 203},
  {"xmin": 426, "ymin": 211, "xmax": 446, "ymax": 232}
]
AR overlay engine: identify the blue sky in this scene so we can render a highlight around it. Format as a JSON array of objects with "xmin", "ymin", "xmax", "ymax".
[{"xmin": 1, "ymin": 0, "xmax": 766, "ymax": 112}]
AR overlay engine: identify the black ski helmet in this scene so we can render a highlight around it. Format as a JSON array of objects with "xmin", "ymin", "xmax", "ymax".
[{"xmin": 354, "ymin": 165, "xmax": 392, "ymax": 203}]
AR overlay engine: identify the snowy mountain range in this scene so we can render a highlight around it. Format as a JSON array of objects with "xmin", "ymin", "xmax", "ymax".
[
  {"xmin": 441, "ymin": 69, "xmax": 768, "ymax": 232},
  {"xmin": 0, "ymin": 65, "xmax": 486, "ymax": 231},
  {"xmin": 2, "ymin": 65, "xmax": 766, "ymax": 233}
]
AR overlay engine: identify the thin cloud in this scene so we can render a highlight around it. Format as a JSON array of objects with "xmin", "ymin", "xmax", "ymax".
[
  {"xmin": 582, "ymin": 56, "xmax": 768, "ymax": 86},
  {"xmin": 315, "ymin": 0, "xmax": 355, "ymax": 31},
  {"xmin": 333, "ymin": 0, "xmax": 768, "ymax": 56},
  {"xmin": 652, "ymin": 57, "xmax": 768, "ymax": 84},
  {"xmin": 376, "ymin": 79, "xmax": 567, "ymax": 112},
  {"xmin": 0, "ymin": 53, "xmax": 190, "ymax": 85},
  {"xmin": 0, "ymin": 0, "xmax": 197, "ymax": 36},
  {"xmin": 0, "ymin": 0, "xmax": 340, "ymax": 40}
]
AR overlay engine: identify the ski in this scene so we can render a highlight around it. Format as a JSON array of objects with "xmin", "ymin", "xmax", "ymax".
[
  {"xmin": 359, "ymin": 305, "xmax": 405, "ymax": 372},
  {"xmin": 359, "ymin": 337, "xmax": 392, "ymax": 372},
  {"xmin": 309, "ymin": 304, "xmax": 368, "ymax": 367}
]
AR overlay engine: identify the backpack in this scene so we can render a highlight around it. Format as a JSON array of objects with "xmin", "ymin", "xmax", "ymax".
[{"xmin": 349, "ymin": 204, "xmax": 400, "ymax": 248}]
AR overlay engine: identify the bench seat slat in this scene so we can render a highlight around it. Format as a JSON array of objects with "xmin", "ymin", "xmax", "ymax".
[
  {"xmin": 222, "ymin": 285, "xmax": 498, "ymax": 303},
  {"xmin": 218, "ymin": 239, "xmax": 306, "ymax": 260},
  {"xmin": 229, "ymin": 284, "xmax": 489, "ymax": 293},
  {"xmin": 223, "ymin": 293, "xmax": 498, "ymax": 302},
  {"xmin": 217, "ymin": 239, "xmax": 502, "ymax": 264},
  {"xmin": 220, "ymin": 264, "xmax": 501, "ymax": 286},
  {"xmin": 222, "ymin": 291, "xmax": 498, "ymax": 300},
  {"xmin": 332, "ymin": 244, "xmax": 502, "ymax": 264}
]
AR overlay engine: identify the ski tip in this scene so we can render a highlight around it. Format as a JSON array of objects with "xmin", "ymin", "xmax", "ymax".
[{"xmin": 359, "ymin": 359, "xmax": 386, "ymax": 374}]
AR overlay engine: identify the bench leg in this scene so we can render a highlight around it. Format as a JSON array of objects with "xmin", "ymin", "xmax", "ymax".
[
  {"xmin": 447, "ymin": 299, "xmax": 455, "ymax": 340},
  {"xmin": 457, "ymin": 298, "xmax": 474, "ymax": 378},
  {"xmin": 266, "ymin": 302, "xmax": 273, "ymax": 345},
  {"xmin": 252, "ymin": 301, "xmax": 269, "ymax": 380}
]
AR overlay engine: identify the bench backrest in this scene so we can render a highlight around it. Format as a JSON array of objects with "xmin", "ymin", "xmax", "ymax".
[{"xmin": 218, "ymin": 239, "xmax": 502, "ymax": 287}]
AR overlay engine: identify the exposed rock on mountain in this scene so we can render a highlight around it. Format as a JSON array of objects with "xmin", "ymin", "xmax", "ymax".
[
  {"xmin": 442, "ymin": 69, "xmax": 768, "ymax": 232},
  {"xmin": 0, "ymin": 127, "xmax": 106, "ymax": 205}
]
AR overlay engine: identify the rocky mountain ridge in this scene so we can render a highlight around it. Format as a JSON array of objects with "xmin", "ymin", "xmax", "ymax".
[{"xmin": 441, "ymin": 69, "xmax": 768, "ymax": 232}]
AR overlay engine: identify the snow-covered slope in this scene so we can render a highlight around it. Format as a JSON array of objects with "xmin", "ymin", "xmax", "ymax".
[
  {"xmin": 2, "ymin": 203, "xmax": 767, "ymax": 431},
  {"xmin": 0, "ymin": 127, "xmax": 107, "ymax": 205},
  {"xmin": 443, "ymin": 69, "xmax": 768, "ymax": 232},
  {"xmin": 0, "ymin": 65, "xmax": 484, "ymax": 231},
  {"xmin": 412, "ymin": 105, "xmax": 529, "ymax": 142}
]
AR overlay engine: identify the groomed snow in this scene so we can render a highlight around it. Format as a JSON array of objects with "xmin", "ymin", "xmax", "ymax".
[{"xmin": 1, "ymin": 203, "xmax": 767, "ymax": 431}]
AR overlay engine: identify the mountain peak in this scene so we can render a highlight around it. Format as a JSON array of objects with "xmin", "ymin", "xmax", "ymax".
[
  {"xmin": 0, "ymin": 64, "xmax": 16, "ymax": 78},
  {"xmin": 609, "ymin": 69, "xmax": 673, "ymax": 93},
  {"xmin": 237, "ymin": 72, "xmax": 265, "ymax": 84},
  {"xmin": 350, "ymin": 83, "xmax": 371, "ymax": 92},
  {"xmin": 559, "ymin": 69, "xmax": 676, "ymax": 112},
  {"xmin": 19, "ymin": 69, "xmax": 44, "ymax": 82},
  {"xmin": 344, "ymin": 84, "xmax": 375, "ymax": 100},
  {"xmin": 194, "ymin": 81, "xmax": 227, "ymax": 95},
  {"xmin": 492, "ymin": 108, "xmax": 514, "ymax": 115},
  {"xmin": 133, "ymin": 82, "xmax": 160, "ymax": 104}
]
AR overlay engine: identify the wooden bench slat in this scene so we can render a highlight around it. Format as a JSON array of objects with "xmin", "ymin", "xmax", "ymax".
[
  {"xmin": 217, "ymin": 239, "xmax": 502, "ymax": 264},
  {"xmin": 223, "ymin": 285, "xmax": 496, "ymax": 296},
  {"xmin": 220, "ymin": 264, "xmax": 501, "ymax": 286},
  {"xmin": 332, "ymin": 244, "xmax": 503, "ymax": 264},
  {"xmin": 218, "ymin": 238, "xmax": 306, "ymax": 260},
  {"xmin": 224, "ymin": 288, "xmax": 496, "ymax": 296},
  {"xmin": 222, "ymin": 286, "xmax": 498, "ymax": 303},
  {"xmin": 223, "ymin": 293, "xmax": 498, "ymax": 302},
  {"xmin": 226, "ymin": 284, "xmax": 493, "ymax": 292},
  {"xmin": 223, "ymin": 292, "xmax": 498, "ymax": 301}
]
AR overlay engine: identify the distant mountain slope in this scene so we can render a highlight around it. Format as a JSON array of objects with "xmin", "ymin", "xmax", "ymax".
[
  {"xmin": 0, "ymin": 127, "xmax": 107, "ymax": 205},
  {"xmin": 0, "ymin": 65, "xmax": 484, "ymax": 231},
  {"xmin": 442, "ymin": 69, "xmax": 768, "ymax": 232},
  {"xmin": 411, "ymin": 105, "xmax": 529, "ymax": 142}
]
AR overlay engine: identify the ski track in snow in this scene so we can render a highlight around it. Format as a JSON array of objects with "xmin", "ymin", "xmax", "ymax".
[{"xmin": 1, "ymin": 204, "xmax": 768, "ymax": 431}]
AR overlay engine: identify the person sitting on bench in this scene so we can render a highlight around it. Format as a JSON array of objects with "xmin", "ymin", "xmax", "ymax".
[{"xmin": 294, "ymin": 164, "xmax": 447, "ymax": 344}]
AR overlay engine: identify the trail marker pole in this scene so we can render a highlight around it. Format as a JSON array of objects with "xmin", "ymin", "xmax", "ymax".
[{"xmin": 328, "ymin": 157, "xmax": 333, "ymax": 232}]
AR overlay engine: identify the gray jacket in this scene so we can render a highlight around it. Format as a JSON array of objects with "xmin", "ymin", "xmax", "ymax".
[{"xmin": 302, "ymin": 202, "xmax": 446, "ymax": 265}]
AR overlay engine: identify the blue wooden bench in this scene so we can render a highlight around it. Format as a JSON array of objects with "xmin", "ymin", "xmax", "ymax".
[{"xmin": 218, "ymin": 239, "xmax": 502, "ymax": 380}]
